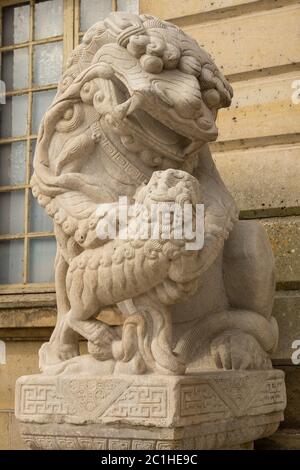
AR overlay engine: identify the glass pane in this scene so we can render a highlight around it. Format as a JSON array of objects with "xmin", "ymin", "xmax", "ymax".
[
  {"xmin": 0, "ymin": 191, "xmax": 24, "ymax": 234},
  {"xmin": 33, "ymin": 42, "xmax": 63, "ymax": 86},
  {"xmin": 0, "ymin": 142, "xmax": 27, "ymax": 186},
  {"xmin": 0, "ymin": 95, "xmax": 28, "ymax": 138},
  {"xmin": 117, "ymin": 0, "xmax": 139, "ymax": 13},
  {"xmin": 29, "ymin": 237, "xmax": 56, "ymax": 283},
  {"xmin": 30, "ymin": 193, "xmax": 53, "ymax": 232},
  {"xmin": 0, "ymin": 239, "xmax": 24, "ymax": 284},
  {"xmin": 80, "ymin": 0, "xmax": 112, "ymax": 31},
  {"xmin": 34, "ymin": 0, "xmax": 64, "ymax": 40},
  {"xmin": 2, "ymin": 4, "xmax": 30, "ymax": 46},
  {"xmin": 1, "ymin": 48, "xmax": 29, "ymax": 91},
  {"xmin": 32, "ymin": 89, "xmax": 57, "ymax": 134},
  {"xmin": 0, "ymin": 81, "xmax": 5, "ymax": 104},
  {"xmin": 30, "ymin": 140, "xmax": 37, "ymax": 179}
]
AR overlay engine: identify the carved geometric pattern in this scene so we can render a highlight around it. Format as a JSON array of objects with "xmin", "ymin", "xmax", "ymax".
[
  {"xmin": 109, "ymin": 439, "xmax": 131, "ymax": 450},
  {"xmin": 210, "ymin": 375, "xmax": 263, "ymax": 416},
  {"xmin": 55, "ymin": 437, "xmax": 78, "ymax": 450},
  {"xmin": 21, "ymin": 435, "xmax": 186, "ymax": 450},
  {"xmin": 76, "ymin": 438, "xmax": 94, "ymax": 450},
  {"xmin": 104, "ymin": 386, "xmax": 168, "ymax": 420},
  {"xmin": 102, "ymin": 134, "xmax": 148, "ymax": 185},
  {"xmin": 132, "ymin": 439, "xmax": 156, "ymax": 450},
  {"xmin": 180, "ymin": 383, "xmax": 228, "ymax": 417},
  {"xmin": 66, "ymin": 378, "xmax": 128, "ymax": 417},
  {"xmin": 20, "ymin": 385, "xmax": 69, "ymax": 415},
  {"xmin": 21, "ymin": 416, "xmax": 281, "ymax": 450},
  {"xmin": 249, "ymin": 378, "xmax": 286, "ymax": 410},
  {"xmin": 17, "ymin": 375, "xmax": 285, "ymax": 426},
  {"xmin": 156, "ymin": 440, "xmax": 182, "ymax": 450},
  {"xmin": 68, "ymin": 380, "xmax": 111, "ymax": 412},
  {"xmin": 179, "ymin": 376, "xmax": 286, "ymax": 419},
  {"xmin": 18, "ymin": 379, "xmax": 129, "ymax": 419}
]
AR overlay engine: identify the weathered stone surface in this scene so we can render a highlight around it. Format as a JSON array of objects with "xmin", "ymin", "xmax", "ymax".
[
  {"xmin": 2, "ymin": 342, "xmax": 42, "ymax": 410},
  {"xmin": 262, "ymin": 217, "xmax": 300, "ymax": 287},
  {"xmin": 140, "ymin": 0, "xmax": 260, "ymax": 19},
  {"xmin": 0, "ymin": 412, "xmax": 27, "ymax": 450},
  {"xmin": 16, "ymin": 370, "xmax": 285, "ymax": 450},
  {"xmin": 256, "ymin": 429, "xmax": 300, "ymax": 450},
  {"xmin": 275, "ymin": 366, "xmax": 300, "ymax": 428},
  {"xmin": 15, "ymin": 11, "xmax": 284, "ymax": 450},
  {"xmin": 254, "ymin": 365, "xmax": 300, "ymax": 450},
  {"xmin": 9, "ymin": 413, "xmax": 26, "ymax": 451},
  {"xmin": 213, "ymin": 144, "xmax": 300, "ymax": 217},
  {"xmin": 18, "ymin": 418, "xmax": 278, "ymax": 450},
  {"xmin": 0, "ymin": 308, "xmax": 56, "ymax": 329},
  {"xmin": 272, "ymin": 292, "xmax": 300, "ymax": 362},
  {"xmin": 0, "ymin": 412, "xmax": 10, "ymax": 450},
  {"xmin": 183, "ymin": 5, "xmax": 300, "ymax": 76},
  {"xmin": 217, "ymin": 72, "xmax": 300, "ymax": 143}
]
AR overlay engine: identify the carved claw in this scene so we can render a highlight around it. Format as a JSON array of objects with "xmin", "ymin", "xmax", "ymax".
[
  {"xmin": 87, "ymin": 340, "xmax": 114, "ymax": 360},
  {"xmin": 58, "ymin": 343, "xmax": 80, "ymax": 361},
  {"xmin": 68, "ymin": 315, "xmax": 120, "ymax": 361},
  {"xmin": 210, "ymin": 331, "xmax": 272, "ymax": 370},
  {"xmin": 87, "ymin": 324, "xmax": 121, "ymax": 361},
  {"xmin": 38, "ymin": 341, "xmax": 79, "ymax": 370}
]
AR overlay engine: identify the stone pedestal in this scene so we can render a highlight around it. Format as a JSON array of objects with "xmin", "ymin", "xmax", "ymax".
[{"xmin": 15, "ymin": 370, "xmax": 286, "ymax": 450}]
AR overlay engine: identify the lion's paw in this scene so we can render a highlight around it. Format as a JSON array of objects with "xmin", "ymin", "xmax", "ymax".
[
  {"xmin": 87, "ymin": 323, "xmax": 121, "ymax": 360},
  {"xmin": 210, "ymin": 330, "xmax": 272, "ymax": 370},
  {"xmin": 39, "ymin": 341, "xmax": 79, "ymax": 370}
]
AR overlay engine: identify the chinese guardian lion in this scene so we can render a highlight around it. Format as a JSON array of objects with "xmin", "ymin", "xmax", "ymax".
[{"xmin": 32, "ymin": 12, "xmax": 278, "ymax": 376}]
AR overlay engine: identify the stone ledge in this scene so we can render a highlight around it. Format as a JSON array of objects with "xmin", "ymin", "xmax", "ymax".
[{"xmin": 20, "ymin": 415, "xmax": 281, "ymax": 450}]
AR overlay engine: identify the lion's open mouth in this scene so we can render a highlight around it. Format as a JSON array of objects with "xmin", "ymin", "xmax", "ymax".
[
  {"xmin": 111, "ymin": 77, "xmax": 202, "ymax": 162},
  {"xmin": 129, "ymin": 108, "xmax": 193, "ymax": 159}
]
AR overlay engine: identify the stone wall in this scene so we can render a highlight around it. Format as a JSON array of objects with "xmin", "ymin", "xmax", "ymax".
[
  {"xmin": 0, "ymin": 341, "xmax": 42, "ymax": 450},
  {"xmin": 0, "ymin": 0, "xmax": 299, "ymax": 449},
  {"xmin": 0, "ymin": 300, "xmax": 88, "ymax": 449}
]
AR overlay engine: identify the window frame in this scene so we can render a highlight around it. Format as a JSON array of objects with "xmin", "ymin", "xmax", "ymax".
[
  {"xmin": 0, "ymin": 0, "xmax": 134, "ymax": 297},
  {"xmin": 0, "ymin": 0, "xmax": 73, "ymax": 295}
]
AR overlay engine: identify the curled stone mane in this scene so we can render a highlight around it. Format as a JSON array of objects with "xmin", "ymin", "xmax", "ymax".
[
  {"xmin": 31, "ymin": 11, "xmax": 236, "ymax": 255},
  {"xmin": 59, "ymin": 13, "xmax": 232, "ymax": 106}
]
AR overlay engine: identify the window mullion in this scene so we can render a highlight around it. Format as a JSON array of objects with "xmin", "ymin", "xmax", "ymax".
[
  {"xmin": 73, "ymin": 0, "xmax": 80, "ymax": 48},
  {"xmin": 0, "ymin": 0, "xmax": 65, "ymax": 291},
  {"xmin": 23, "ymin": 0, "xmax": 34, "ymax": 284},
  {"xmin": 63, "ymin": 0, "xmax": 75, "ymax": 70}
]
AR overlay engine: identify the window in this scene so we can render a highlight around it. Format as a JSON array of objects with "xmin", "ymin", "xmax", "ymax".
[
  {"xmin": 77, "ymin": 0, "xmax": 139, "ymax": 44},
  {"xmin": 0, "ymin": 0, "xmax": 139, "ymax": 294}
]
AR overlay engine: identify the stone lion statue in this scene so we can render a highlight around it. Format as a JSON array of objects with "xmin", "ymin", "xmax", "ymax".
[{"xmin": 31, "ymin": 12, "xmax": 278, "ymax": 376}]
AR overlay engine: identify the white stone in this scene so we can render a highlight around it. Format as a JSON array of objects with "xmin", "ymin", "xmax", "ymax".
[
  {"xmin": 16, "ymin": 369, "xmax": 285, "ymax": 450},
  {"xmin": 15, "ymin": 11, "xmax": 285, "ymax": 449}
]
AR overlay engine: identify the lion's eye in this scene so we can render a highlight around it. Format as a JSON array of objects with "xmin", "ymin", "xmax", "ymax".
[{"xmin": 63, "ymin": 108, "xmax": 74, "ymax": 120}]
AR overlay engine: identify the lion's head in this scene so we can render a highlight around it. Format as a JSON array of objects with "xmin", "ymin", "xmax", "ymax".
[
  {"xmin": 31, "ymin": 12, "xmax": 234, "ymax": 233},
  {"xmin": 60, "ymin": 12, "xmax": 232, "ymax": 164}
]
